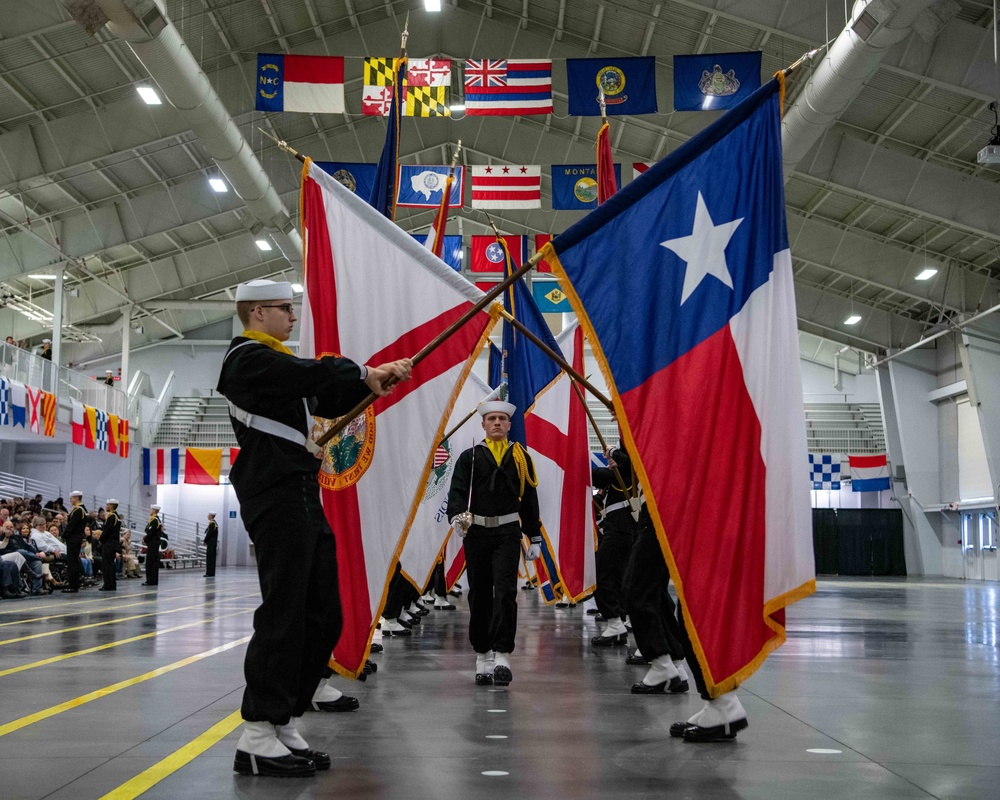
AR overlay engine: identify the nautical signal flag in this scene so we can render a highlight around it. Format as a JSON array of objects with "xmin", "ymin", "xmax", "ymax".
[
  {"xmin": 471, "ymin": 165, "xmax": 541, "ymax": 209},
  {"xmin": 41, "ymin": 391, "xmax": 56, "ymax": 437},
  {"xmin": 185, "ymin": 448, "xmax": 222, "ymax": 485},
  {"xmin": 809, "ymin": 453, "xmax": 842, "ymax": 490},
  {"xmin": 363, "ymin": 57, "xmax": 451, "ymax": 117},
  {"xmin": 396, "ymin": 165, "xmax": 465, "ymax": 208},
  {"xmin": 849, "ymin": 454, "xmax": 890, "ymax": 492},
  {"xmin": 673, "ymin": 52, "xmax": 761, "ymax": 111},
  {"xmin": 118, "ymin": 418, "xmax": 129, "ymax": 457},
  {"xmin": 470, "ymin": 235, "xmax": 526, "ymax": 292},
  {"xmin": 566, "ymin": 56, "xmax": 657, "ymax": 116},
  {"xmin": 229, "ymin": 447, "xmax": 240, "ymax": 466},
  {"xmin": 463, "ymin": 59, "xmax": 553, "ymax": 115},
  {"xmin": 255, "ymin": 54, "xmax": 345, "ymax": 114},
  {"xmin": 315, "ymin": 162, "xmax": 378, "ymax": 202},
  {"xmin": 107, "ymin": 414, "xmax": 120, "ymax": 455},
  {"xmin": 143, "ymin": 448, "xmax": 180, "ymax": 485},
  {"xmin": 84, "ymin": 405, "xmax": 98, "ymax": 449},
  {"xmin": 10, "ymin": 380, "xmax": 26, "ymax": 428},
  {"xmin": 541, "ymin": 79, "xmax": 814, "ymax": 697},
  {"xmin": 552, "ymin": 164, "xmax": 621, "ymax": 210},
  {"xmin": 71, "ymin": 401, "xmax": 84, "ymax": 445}
]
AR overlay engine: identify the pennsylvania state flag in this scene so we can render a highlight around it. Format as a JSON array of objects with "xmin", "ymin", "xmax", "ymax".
[
  {"xmin": 540, "ymin": 79, "xmax": 814, "ymax": 698},
  {"xmin": 673, "ymin": 51, "xmax": 761, "ymax": 111},
  {"xmin": 566, "ymin": 56, "xmax": 657, "ymax": 116}
]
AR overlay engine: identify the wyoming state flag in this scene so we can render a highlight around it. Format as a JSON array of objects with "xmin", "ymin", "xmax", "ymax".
[
  {"xmin": 184, "ymin": 448, "xmax": 222, "ymax": 485},
  {"xmin": 541, "ymin": 79, "xmax": 814, "ymax": 697}
]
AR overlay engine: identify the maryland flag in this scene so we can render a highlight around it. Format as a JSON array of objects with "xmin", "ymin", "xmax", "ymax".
[
  {"xmin": 41, "ymin": 391, "xmax": 56, "ymax": 437},
  {"xmin": 362, "ymin": 57, "xmax": 451, "ymax": 117},
  {"xmin": 184, "ymin": 448, "xmax": 222, "ymax": 485}
]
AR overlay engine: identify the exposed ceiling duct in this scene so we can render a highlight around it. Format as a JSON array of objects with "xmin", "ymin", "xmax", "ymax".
[
  {"xmin": 780, "ymin": 0, "xmax": 954, "ymax": 181},
  {"xmin": 68, "ymin": 0, "xmax": 302, "ymax": 263}
]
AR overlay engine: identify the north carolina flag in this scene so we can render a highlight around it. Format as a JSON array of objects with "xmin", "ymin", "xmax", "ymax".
[
  {"xmin": 542, "ymin": 79, "xmax": 814, "ymax": 697},
  {"xmin": 41, "ymin": 391, "xmax": 56, "ymax": 437},
  {"xmin": 26, "ymin": 385, "xmax": 42, "ymax": 434},
  {"xmin": 143, "ymin": 448, "xmax": 180, "ymax": 485},
  {"xmin": 300, "ymin": 159, "xmax": 498, "ymax": 679},
  {"xmin": 185, "ymin": 448, "xmax": 222, "ymax": 485},
  {"xmin": 255, "ymin": 54, "xmax": 345, "ymax": 113},
  {"xmin": 849, "ymin": 454, "xmax": 890, "ymax": 492},
  {"xmin": 10, "ymin": 380, "xmax": 26, "ymax": 428},
  {"xmin": 398, "ymin": 371, "xmax": 493, "ymax": 591},
  {"xmin": 525, "ymin": 323, "xmax": 597, "ymax": 602},
  {"xmin": 71, "ymin": 401, "xmax": 85, "ymax": 445}
]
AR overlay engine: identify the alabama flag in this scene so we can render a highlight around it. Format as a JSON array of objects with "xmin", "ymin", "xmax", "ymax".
[
  {"xmin": 544, "ymin": 78, "xmax": 814, "ymax": 697},
  {"xmin": 525, "ymin": 322, "xmax": 597, "ymax": 602},
  {"xmin": 398, "ymin": 371, "xmax": 493, "ymax": 592},
  {"xmin": 299, "ymin": 159, "xmax": 498, "ymax": 679}
]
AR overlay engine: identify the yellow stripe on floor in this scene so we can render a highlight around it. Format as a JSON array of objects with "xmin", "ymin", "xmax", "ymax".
[
  {"xmin": 0, "ymin": 636, "xmax": 250, "ymax": 738},
  {"xmin": 0, "ymin": 588, "xmax": 247, "ymax": 628},
  {"xmin": 0, "ymin": 584, "xmax": 197, "ymax": 615},
  {"xmin": 0, "ymin": 593, "xmax": 259, "ymax": 646},
  {"xmin": 0, "ymin": 609, "xmax": 253, "ymax": 678},
  {"xmin": 99, "ymin": 710, "xmax": 244, "ymax": 800}
]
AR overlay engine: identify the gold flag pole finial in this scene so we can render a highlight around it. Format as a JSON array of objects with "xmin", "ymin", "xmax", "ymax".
[{"xmin": 400, "ymin": 13, "xmax": 409, "ymax": 55}]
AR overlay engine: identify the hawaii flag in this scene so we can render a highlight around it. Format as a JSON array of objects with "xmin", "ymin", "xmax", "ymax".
[
  {"xmin": 398, "ymin": 371, "xmax": 492, "ymax": 592},
  {"xmin": 300, "ymin": 159, "xmax": 498, "ymax": 679},
  {"xmin": 542, "ymin": 79, "xmax": 813, "ymax": 697},
  {"xmin": 525, "ymin": 322, "xmax": 597, "ymax": 602}
]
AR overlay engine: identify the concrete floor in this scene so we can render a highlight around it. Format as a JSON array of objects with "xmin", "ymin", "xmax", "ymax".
[{"xmin": 0, "ymin": 570, "xmax": 997, "ymax": 799}]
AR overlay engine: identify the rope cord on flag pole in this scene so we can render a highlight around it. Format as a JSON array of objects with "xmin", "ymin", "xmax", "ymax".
[{"xmin": 313, "ymin": 253, "xmax": 545, "ymax": 448}]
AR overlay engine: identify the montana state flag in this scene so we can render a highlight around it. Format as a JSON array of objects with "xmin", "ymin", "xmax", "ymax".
[{"xmin": 184, "ymin": 448, "xmax": 222, "ymax": 485}]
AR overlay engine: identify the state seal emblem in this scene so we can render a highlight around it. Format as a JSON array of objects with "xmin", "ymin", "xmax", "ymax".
[
  {"xmin": 423, "ymin": 439, "xmax": 453, "ymax": 502},
  {"xmin": 314, "ymin": 407, "xmax": 377, "ymax": 491},
  {"xmin": 595, "ymin": 65, "xmax": 627, "ymax": 105}
]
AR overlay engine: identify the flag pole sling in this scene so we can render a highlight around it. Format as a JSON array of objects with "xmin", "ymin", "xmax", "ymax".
[{"xmin": 314, "ymin": 255, "xmax": 543, "ymax": 448}]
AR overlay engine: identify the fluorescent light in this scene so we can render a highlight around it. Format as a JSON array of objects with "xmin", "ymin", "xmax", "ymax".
[
  {"xmin": 291, "ymin": 283, "xmax": 304, "ymax": 293},
  {"xmin": 844, "ymin": 315, "xmax": 862, "ymax": 325},
  {"xmin": 449, "ymin": 104, "xmax": 465, "ymax": 112},
  {"xmin": 255, "ymin": 239, "xmax": 272, "ymax": 251},
  {"xmin": 209, "ymin": 178, "xmax": 228, "ymax": 193},
  {"xmin": 28, "ymin": 274, "xmax": 57, "ymax": 280},
  {"xmin": 424, "ymin": 0, "xmax": 442, "ymax": 10},
  {"xmin": 137, "ymin": 86, "xmax": 162, "ymax": 105},
  {"xmin": 915, "ymin": 268, "xmax": 938, "ymax": 281}
]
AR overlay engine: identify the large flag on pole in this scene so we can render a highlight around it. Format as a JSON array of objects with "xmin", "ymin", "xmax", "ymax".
[
  {"xmin": 398, "ymin": 371, "xmax": 492, "ymax": 591},
  {"xmin": 300, "ymin": 159, "xmax": 499, "ymax": 679},
  {"xmin": 422, "ymin": 165, "xmax": 454, "ymax": 260},
  {"xmin": 524, "ymin": 322, "xmax": 597, "ymax": 603},
  {"xmin": 540, "ymin": 79, "xmax": 814, "ymax": 697},
  {"xmin": 369, "ymin": 57, "xmax": 404, "ymax": 219}
]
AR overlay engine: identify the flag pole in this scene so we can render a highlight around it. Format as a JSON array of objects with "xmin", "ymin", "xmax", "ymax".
[
  {"xmin": 258, "ymin": 127, "xmax": 305, "ymax": 164},
  {"xmin": 314, "ymin": 254, "xmax": 543, "ymax": 448}
]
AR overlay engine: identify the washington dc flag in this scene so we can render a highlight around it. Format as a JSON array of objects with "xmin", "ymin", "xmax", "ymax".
[
  {"xmin": 541, "ymin": 79, "xmax": 814, "ymax": 697},
  {"xmin": 299, "ymin": 159, "xmax": 498, "ymax": 679}
]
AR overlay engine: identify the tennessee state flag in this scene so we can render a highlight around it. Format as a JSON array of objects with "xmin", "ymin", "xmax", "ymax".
[
  {"xmin": 185, "ymin": 448, "xmax": 222, "ymax": 484},
  {"xmin": 542, "ymin": 78, "xmax": 814, "ymax": 697},
  {"xmin": 299, "ymin": 158, "xmax": 499, "ymax": 679}
]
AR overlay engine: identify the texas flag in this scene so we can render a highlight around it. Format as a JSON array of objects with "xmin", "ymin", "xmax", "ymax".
[
  {"xmin": 541, "ymin": 79, "xmax": 814, "ymax": 697},
  {"xmin": 255, "ymin": 54, "xmax": 345, "ymax": 114},
  {"xmin": 300, "ymin": 159, "xmax": 498, "ymax": 679},
  {"xmin": 849, "ymin": 454, "xmax": 891, "ymax": 492}
]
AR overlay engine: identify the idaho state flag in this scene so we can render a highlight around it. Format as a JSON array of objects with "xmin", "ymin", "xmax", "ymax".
[
  {"xmin": 185, "ymin": 448, "xmax": 222, "ymax": 485},
  {"xmin": 541, "ymin": 79, "xmax": 814, "ymax": 697}
]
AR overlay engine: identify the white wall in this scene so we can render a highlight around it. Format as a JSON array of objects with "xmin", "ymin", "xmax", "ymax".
[
  {"xmin": 154, "ymin": 482, "xmax": 252, "ymax": 567},
  {"xmin": 800, "ymin": 359, "xmax": 879, "ymax": 403}
]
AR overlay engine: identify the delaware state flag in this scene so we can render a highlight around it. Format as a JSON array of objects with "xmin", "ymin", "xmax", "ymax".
[{"xmin": 541, "ymin": 79, "xmax": 814, "ymax": 697}]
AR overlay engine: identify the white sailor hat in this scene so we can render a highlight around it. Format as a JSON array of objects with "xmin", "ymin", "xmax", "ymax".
[
  {"xmin": 207, "ymin": 512, "xmax": 216, "ymax": 517},
  {"xmin": 69, "ymin": 490, "xmax": 83, "ymax": 498},
  {"xmin": 106, "ymin": 498, "xmax": 119, "ymax": 506},
  {"xmin": 478, "ymin": 400, "xmax": 516, "ymax": 418},
  {"xmin": 150, "ymin": 504, "xmax": 161, "ymax": 512},
  {"xmin": 235, "ymin": 279, "xmax": 293, "ymax": 302},
  {"xmin": 42, "ymin": 338, "xmax": 51, "ymax": 344},
  {"xmin": 105, "ymin": 369, "xmax": 113, "ymax": 374}
]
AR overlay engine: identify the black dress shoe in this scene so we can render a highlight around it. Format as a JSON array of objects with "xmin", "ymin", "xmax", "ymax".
[
  {"xmin": 98, "ymin": 587, "xmax": 115, "ymax": 592},
  {"xmin": 594, "ymin": 614, "xmax": 607, "ymax": 622},
  {"xmin": 493, "ymin": 664, "xmax": 512, "ymax": 687},
  {"xmin": 475, "ymin": 673, "xmax": 494, "ymax": 686},
  {"xmin": 2, "ymin": 590, "xmax": 21, "ymax": 599},
  {"xmin": 625, "ymin": 652, "xmax": 649, "ymax": 666},
  {"xmin": 395, "ymin": 617, "xmax": 413, "ymax": 629},
  {"xmin": 363, "ymin": 659, "xmax": 377, "ymax": 674},
  {"xmin": 383, "ymin": 626, "xmax": 411, "ymax": 637},
  {"xmin": 670, "ymin": 721, "xmax": 696, "ymax": 738},
  {"xmin": 233, "ymin": 750, "xmax": 316, "ymax": 777},
  {"xmin": 630, "ymin": 676, "xmax": 685, "ymax": 695},
  {"xmin": 141, "ymin": 582, "xmax": 157, "ymax": 586},
  {"xmin": 586, "ymin": 608, "xmax": 600, "ymax": 615},
  {"xmin": 591, "ymin": 633, "xmax": 627, "ymax": 647},
  {"xmin": 682, "ymin": 717, "xmax": 748, "ymax": 743},
  {"xmin": 289, "ymin": 747, "xmax": 330, "ymax": 770},
  {"xmin": 370, "ymin": 642, "xmax": 384, "ymax": 653},
  {"xmin": 312, "ymin": 695, "xmax": 360, "ymax": 713},
  {"xmin": 61, "ymin": 588, "xmax": 79, "ymax": 594},
  {"xmin": 434, "ymin": 602, "xmax": 457, "ymax": 611}
]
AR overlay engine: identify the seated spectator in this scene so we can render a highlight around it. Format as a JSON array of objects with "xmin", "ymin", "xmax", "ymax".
[
  {"xmin": 3, "ymin": 522, "xmax": 46, "ymax": 595},
  {"xmin": 80, "ymin": 526, "xmax": 96, "ymax": 584},
  {"xmin": 31, "ymin": 521, "xmax": 66, "ymax": 556},
  {"xmin": 0, "ymin": 558, "xmax": 22, "ymax": 599},
  {"xmin": 29, "ymin": 517, "xmax": 63, "ymax": 590},
  {"xmin": 121, "ymin": 530, "xmax": 141, "ymax": 578}
]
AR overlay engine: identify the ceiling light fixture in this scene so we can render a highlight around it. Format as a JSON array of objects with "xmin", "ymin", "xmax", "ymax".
[
  {"xmin": 424, "ymin": 0, "xmax": 442, "ymax": 11},
  {"xmin": 255, "ymin": 239, "xmax": 273, "ymax": 251},
  {"xmin": 137, "ymin": 86, "xmax": 162, "ymax": 105},
  {"xmin": 28, "ymin": 274, "xmax": 58, "ymax": 280},
  {"xmin": 291, "ymin": 283, "xmax": 304, "ymax": 293},
  {"xmin": 209, "ymin": 177, "xmax": 228, "ymax": 193},
  {"xmin": 915, "ymin": 268, "xmax": 938, "ymax": 281},
  {"xmin": 450, "ymin": 104, "xmax": 465, "ymax": 112},
  {"xmin": 844, "ymin": 315, "xmax": 862, "ymax": 326}
]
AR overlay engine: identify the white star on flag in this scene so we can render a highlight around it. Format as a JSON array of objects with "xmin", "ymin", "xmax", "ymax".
[{"xmin": 660, "ymin": 191, "xmax": 743, "ymax": 305}]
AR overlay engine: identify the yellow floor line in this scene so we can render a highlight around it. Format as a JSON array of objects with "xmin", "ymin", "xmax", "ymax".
[
  {"xmin": 0, "ymin": 593, "xmax": 259, "ymax": 646},
  {"xmin": 0, "ymin": 588, "xmax": 247, "ymax": 628},
  {"xmin": 0, "ymin": 636, "xmax": 251, "ymax": 738},
  {"xmin": 0, "ymin": 584, "xmax": 197, "ymax": 616},
  {"xmin": 99, "ymin": 710, "xmax": 244, "ymax": 800},
  {"xmin": 0, "ymin": 609, "xmax": 254, "ymax": 678}
]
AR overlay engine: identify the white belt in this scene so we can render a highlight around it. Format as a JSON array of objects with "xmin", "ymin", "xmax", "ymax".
[
  {"xmin": 471, "ymin": 512, "xmax": 519, "ymax": 528},
  {"xmin": 603, "ymin": 500, "xmax": 631, "ymax": 515},
  {"xmin": 227, "ymin": 401, "xmax": 321, "ymax": 455}
]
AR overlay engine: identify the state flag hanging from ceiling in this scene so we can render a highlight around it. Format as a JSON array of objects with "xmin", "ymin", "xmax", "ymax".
[
  {"xmin": 552, "ymin": 164, "xmax": 622, "ymax": 210},
  {"xmin": 255, "ymin": 54, "xmax": 345, "ymax": 114},
  {"xmin": 673, "ymin": 52, "xmax": 762, "ymax": 111},
  {"xmin": 470, "ymin": 235, "xmax": 525, "ymax": 292},
  {"xmin": 396, "ymin": 165, "xmax": 465, "ymax": 208},
  {"xmin": 633, "ymin": 162, "xmax": 653, "ymax": 179},
  {"xmin": 470, "ymin": 165, "xmax": 541, "ymax": 209},
  {"xmin": 300, "ymin": 159, "xmax": 498, "ymax": 680},
  {"xmin": 362, "ymin": 57, "xmax": 451, "ymax": 117},
  {"xmin": 540, "ymin": 78, "xmax": 814, "ymax": 697},
  {"xmin": 463, "ymin": 59, "xmax": 553, "ymax": 115},
  {"xmin": 566, "ymin": 56, "xmax": 657, "ymax": 116},
  {"xmin": 411, "ymin": 234, "xmax": 463, "ymax": 272},
  {"xmin": 315, "ymin": 162, "xmax": 378, "ymax": 201}
]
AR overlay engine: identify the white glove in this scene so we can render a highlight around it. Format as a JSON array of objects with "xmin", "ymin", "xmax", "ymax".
[
  {"xmin": 525, "ymin": 543, "xmax": 541, "ymax": 561},
  {"xmin": 453, "ymin": 512, "xmax": 472, "ymax": 537}
]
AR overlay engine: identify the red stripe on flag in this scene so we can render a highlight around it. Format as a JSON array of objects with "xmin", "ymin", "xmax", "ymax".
[
  {"xmin": 848, "ymin": 454, "xmax": 886, "ymax": 469},
  {"xmin": 472, "ymin": 191, "xmax": 542, "ymax": 201},
  {"xmin": 620, "ymin": 325, "xmax": 769, "ymax": 685},
  {"xmin": 284, "ymin": 54, "xmax": 343, "ymax": 83},
  {"xmin": 473, "ymin": 176, "xmax": 540, "ymax": 187},
  {"xmin": 156, "ymin": 449, "xmax": 165, "ymax": 484}
]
